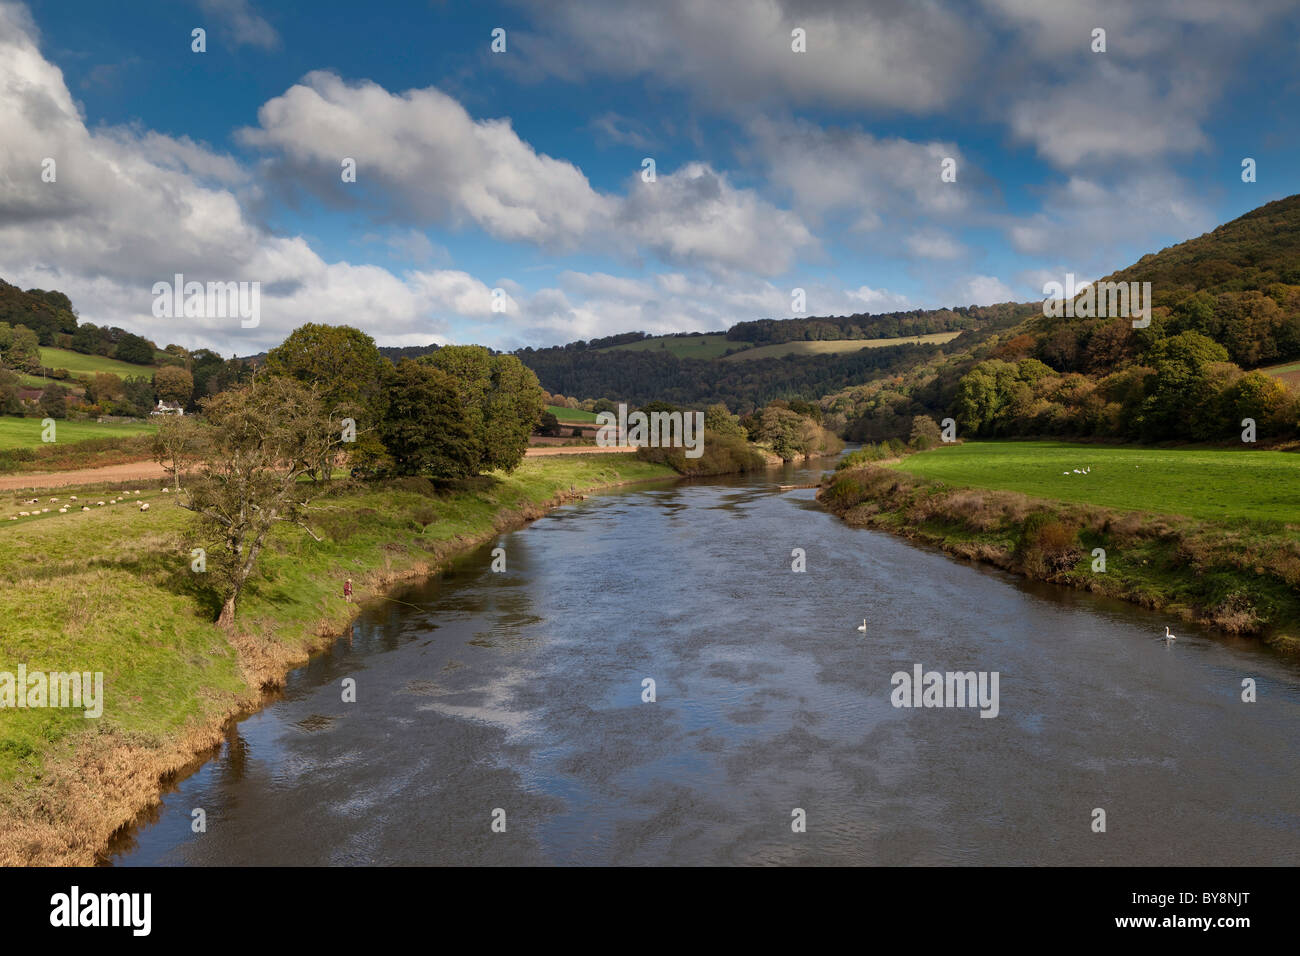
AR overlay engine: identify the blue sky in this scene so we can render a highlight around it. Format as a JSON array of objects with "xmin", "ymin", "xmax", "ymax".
[{"xmin": 2, "ymin": 0, "xmax": 1298, "ymax": 355}]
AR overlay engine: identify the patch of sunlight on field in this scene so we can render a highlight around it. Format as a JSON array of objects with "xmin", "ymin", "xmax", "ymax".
[{"xmin": 723, "ymin": 331, "xmax": 963, "ymax": 362}]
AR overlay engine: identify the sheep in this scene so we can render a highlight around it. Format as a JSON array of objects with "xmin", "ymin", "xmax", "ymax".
[
  {"xmin": 70, "ymin": 495, "xmax": 77, "ymax": 500},
  {"xmin": 97, "ymin": 501, "xmax": 105, "ymax": 506},
  {"xmin": 139, "ymin": 502, "xmax": 150, "ymax": 512},
  {"xmin": 18, "ymin": 512, "xmax": 29, "ymax": 517},
  {"xmin": 82, "ymin": 506, "xmax": 90, "ymax": 512},
  {"xmin": 58, "ymin": 508, "xmax": 67, "ymax": 514}
]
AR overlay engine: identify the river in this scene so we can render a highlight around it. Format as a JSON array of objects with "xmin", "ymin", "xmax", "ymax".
[{"xmin": 109, "ymin": 458, "xmax": 1300, "ymax": 865}]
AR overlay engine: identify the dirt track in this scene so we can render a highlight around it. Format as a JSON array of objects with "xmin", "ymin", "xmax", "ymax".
[{"xmin": 0, "ymin": 446, "xmax": 634, "ymax": 491}]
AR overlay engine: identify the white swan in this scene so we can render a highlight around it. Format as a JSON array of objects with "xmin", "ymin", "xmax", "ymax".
[
  {"xmin": 1162, "ymin": 626, "xmax": 1177, "ymax": 643},
  {"xmin": 856, "ymin": 619, "xmax": 868, "ymax": 633}
]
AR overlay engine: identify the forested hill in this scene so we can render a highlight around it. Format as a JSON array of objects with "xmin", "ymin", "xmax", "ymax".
[
  {"xmin": 827, "ymin": 193, "xmax": 1300, "ymax": 446},
  {"xmin": 1110, "ymin": 193, "xmax": 1300, "ymax": 295},
  {"xmin": 516, "ymin": 302, "xmax": 1034, "ymax": 410},
  {"xmin": 0, "ymin": 280, "xmax": 78, "ymax": 343}
]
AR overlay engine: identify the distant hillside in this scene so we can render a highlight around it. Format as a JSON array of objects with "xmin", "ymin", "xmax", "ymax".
[
  {"xmin": 517, "ymin": 303, "xmax": 1031, "ymax": 410},
  {"xmin": 826, "ymin": 193, "xmax": 1300, "ymax": 445},
  {"xmin": 1110, "ymin": 193, "xmax": 1300, "ymax": 296}
]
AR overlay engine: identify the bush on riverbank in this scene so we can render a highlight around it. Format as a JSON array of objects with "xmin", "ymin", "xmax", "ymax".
[
  {"xmin": 635, "ymin": 429, "xmax": 768, "ymax": 476},
  {"xmin": 818, "ymin": 463, "xmax": 1300, "ymax": 649}
]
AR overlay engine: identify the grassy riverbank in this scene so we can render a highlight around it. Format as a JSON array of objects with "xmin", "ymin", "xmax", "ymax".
[
  {"xmin": 820, "ymin": 448, "xmax": 1300, "ymax": 652},
  {"xmin": 0, "ymin": 454, "xmax": 675, "ymax": 865}
]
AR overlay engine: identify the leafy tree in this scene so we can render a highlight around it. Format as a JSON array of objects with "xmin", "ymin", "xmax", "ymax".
[
  {"xmin": 180, "ymin": 377, "xmax": 343, "ymax": 627},
  {"xmin": 910, "ymin": 415, "xmax": 942, "ymax": 449},
  {"xmin": 704, "ymin": 403, "xmax": 746, "ymax": 440},
  {"xmin": 114, "ymin": 332, "xmax": 155, "ymax": 365},
  {"xmin": 536, "ymin": 410, "xmax": 562, "ymax": 437},
  {"xmin": 379, "ymin": 360, "xmax": 478, "ymax": 478},
  {"xmin": 1222, "ymin": 371, "xmax": 1289, "ymax": 431},
  {"xmin": 422, "ymin": 345, "xmax": 544, "ymax": 473},
  {"xmin": 70, "ymin": 323, "xmax": 101, "ymax": 355},
  {"xmin": 154, "ymin": 365, "xmax": 195, "ymax": 406},
  {"xmin": 264, "ymin": 323, "xmax": 385, "ymax": 415},
  {"xmin": 265, "ymin": 324, "xmax": 386, "ymax": 478},
  {"xmin": 1137, "ymin": 332, "xmax": 1231, "ymax": 440},
  {"xmin": 38, "ymin": 383, "xmax": 68, "ymax": 419},
  {"xmin": 87, "ymin": 372, "xmax": 125, "ymax": 405},
  {"xmin": 121, "ymin": 376, "xmax": 155, "ymax": 417}
]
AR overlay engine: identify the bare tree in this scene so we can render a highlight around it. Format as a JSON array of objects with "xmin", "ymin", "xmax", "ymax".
[{"xmin": 151, "ymin": 415, "xmax": 205, "ymax": 491}]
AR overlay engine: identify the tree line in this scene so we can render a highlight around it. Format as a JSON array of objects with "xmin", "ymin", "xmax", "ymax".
[{"xmin": 154, "ymin": 323, "xmax": 546, "ymax": 625}]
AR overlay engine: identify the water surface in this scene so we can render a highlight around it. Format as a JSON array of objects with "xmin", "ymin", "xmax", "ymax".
[{"xmin": 111, "ymin": 460, "xmax": 1300, "ymax": 865}]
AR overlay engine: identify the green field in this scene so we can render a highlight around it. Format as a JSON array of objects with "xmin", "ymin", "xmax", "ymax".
[
  {"xmin": 546, "ymin": 404, "xmax": 598, "ymax": 422},
  {"xmin": 37, "ymin": 347, "xmax": 155, "ymax": 379},
  {"xmin": 724, "ymin": 331, "xmax": 963, "ymax": 362},
  {"xmin": 1263, "ymin": 360, "xmax": 1300, "ymax": 387},
  {"xmin": 0, "ymin": 415, "xmax": 155, "ymax": 450},
  {"xmin": 891, "ymin": 441, "xmax": 1300, "ymax": 524},
  {"xmin": 602, "ymin": 333, "xmax": 743, "ymax": 360}
]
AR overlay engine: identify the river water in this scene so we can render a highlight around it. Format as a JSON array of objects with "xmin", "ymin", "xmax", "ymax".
[{"xmin": 110, "ymin": 459, "xmax": 1300, "ymax": 865}]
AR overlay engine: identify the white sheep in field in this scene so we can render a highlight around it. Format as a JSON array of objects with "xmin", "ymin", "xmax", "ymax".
[
  {"xmin": 139, "ymin": 502, "xmax": 150, "ymax": 512},
  {"xmin": 70, "ymin": 495, "xmax": 77, "ymax": 501},
  {"xmin": 50, "ymin": 497, "xmax": 57, "ymax": 502},
  {"xmin": 59, "ymin": 508, "xmax": 67, "ymax": 514},
  {"xmin": 18, "ymin": 511, "xmax": 29, "ymax": 517},
  {"xmin": 82, "ymin": 506, "xmax": 90, "ymax": 511},
  {"xmin": 97, "ymin": 501, "xmax": 105, "ymax": 506},
  {"xmin": 41, "ymin": 508, "xmax": 49, "ymax": 513}
]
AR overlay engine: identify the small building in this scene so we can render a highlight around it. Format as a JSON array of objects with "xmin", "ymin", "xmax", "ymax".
[{"xmin": 151, "ymin": 401, "xmax": 185, "ymax": 416}]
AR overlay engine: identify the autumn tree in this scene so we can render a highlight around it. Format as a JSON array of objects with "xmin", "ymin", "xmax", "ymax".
[
  {"xmin": 264, "ymin": 323, "xmax": 387, "ymax": 479},
  {"xmin": 180, "ymin": 377, "xmax": 342, "ymax": 627},
  {"xmin": 154, "ymin": 365, "xmax": 194, "ymax": 406}
]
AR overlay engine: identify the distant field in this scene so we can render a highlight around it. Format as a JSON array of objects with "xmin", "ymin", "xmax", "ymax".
[
  {"xmin": 723, "ymin": 331, "xmax": 963, "ymax": 362},
  {"xmin": 602, "ymin": 334, "xmax": 744, "ymax": 360},
  {"xmin": 891, "ymin": 441, "xmax": 1300, "ymax": 524},
  {"xmin": 1262, "ymin": 360, "xmax": 1300, "ymax": 387},
  {"xmin": 546, "ymin": 405, "xmax": 599, "ymax": 422},
  {"xmin": 37, "ymin": 347, "xmax": 154, "ymax": 379},
  {"xmin": 0, "ymin": 416, "xmax": 155, "ymax": 451}
]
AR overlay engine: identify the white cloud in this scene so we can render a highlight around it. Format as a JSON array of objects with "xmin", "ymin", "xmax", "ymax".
[
  {"xmin": 511, "ymin": 0, "xmax": 984, "ymax": 114},
  {"xmin": 197, "ymin": 0, "xmax": 279, "ymax": 50},
  {"xmin": 746, "ymin": 117, "xmax": 971, "ymax": 230}
]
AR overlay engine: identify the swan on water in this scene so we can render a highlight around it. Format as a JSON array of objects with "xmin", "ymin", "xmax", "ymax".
[
  {"xmin": 1162, "ymin": 626, "xmax": 1177, "ymax": 643},
  {"xmin": 857, "ymin": 619, "xmax": 868, "ymax": 633}
]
